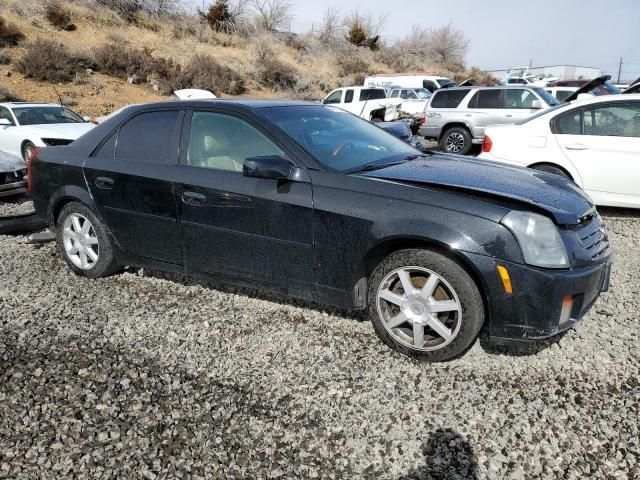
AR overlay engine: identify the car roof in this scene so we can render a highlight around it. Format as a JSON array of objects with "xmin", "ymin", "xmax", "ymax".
[
  {"xmin": 0, "ymin": 102, "xmax": 64, "ymax": 108},
  {"xmin": 124, "ymin": 99, "xmax": 319, "ymax": 112}
]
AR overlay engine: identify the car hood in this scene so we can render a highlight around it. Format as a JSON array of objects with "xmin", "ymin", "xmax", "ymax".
[
  {"xmin": 0, "ymin": 150, "xmax": 25, "ymax": 171},
  {"xmin": 21, "ymin": 123, "xmax": 95, "ymax": 139},
  {"xmin": 363, "ymin": 155, "xmax": 593, "ymax": 225}
]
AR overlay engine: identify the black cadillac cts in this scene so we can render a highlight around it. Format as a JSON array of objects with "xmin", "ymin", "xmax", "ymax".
[{"xmin": 29, "ymin": 100, "xmax": 613, "ymax": 361}]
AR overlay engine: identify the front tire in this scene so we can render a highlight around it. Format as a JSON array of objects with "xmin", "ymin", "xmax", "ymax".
[
  {"xmin": 56, "ymin": 202, "xmax": 120, "ymax": 278},
  {"xmin": 368, "ymin": 249, "xmax": 484, "ymax": 361},
  {"xmin": 440, "ymin": 127, "xmax": 472, "ymax": 155},
  {"xmin": 22, "ymin": 141, "xmax": 36, "ymax": 162}
]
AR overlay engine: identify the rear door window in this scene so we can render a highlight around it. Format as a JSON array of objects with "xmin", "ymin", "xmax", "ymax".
[
  {"xmin": 583, "ymin": 103, "xmax": 640, "ymax": 137},
  {"xmin": 390, "ymin": 89, "xmax": 400, "ymax": 98},
  {"xmin": 360, "ymin": 89, "xmax": 387, "ymax": 101},
  {"xmin": 344, "ymin": 89, "xmax": 354, "ymax": 103},
  {"xmin": 116, "ymin": 110, "xmax": 180, "ymax": 163},
  {"xmin": 430, "ymin": 89, "xmax": 469, "ymax": 108},
  {"xmin": 93, "ymin": 131, "xmax": 117, "ymax": 159},
  {"xmin": 505, "ymin": 89, "xmax": 537, "ymax": 108},
  {"xmin": 470, "ymin": 90, "xmax": 505, "ymax": 109}
]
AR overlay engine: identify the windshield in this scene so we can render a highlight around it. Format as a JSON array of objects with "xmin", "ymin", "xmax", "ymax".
[
  {"xmin": 532, "ymin": 87, "xmax": 560, "ymax": 106},
  {"xmin": 13, "ymin": 106, "xmax": 84, "ymax": 125},
  {"xmin": 437, "ymin": 78, "xmax": 453, "ymax": 88},
  {"xmin": 260, "ymin": 105, "xmax": 418, "ymax": 172},
  {"xmin": 415, "ymin": 88, "xmax": 432, "ymax": 99}
]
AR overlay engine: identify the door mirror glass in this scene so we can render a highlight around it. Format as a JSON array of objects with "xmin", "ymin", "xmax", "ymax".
[
  {"xmin": 243, "ymin": 155, "xmax": 293, "ymax": 180},
  {"xmin": 83, "ymin": 116, "xmax": 92, "ymax": 122},
  {"xmin": 531, "ymin": 100, "xmax": 543, "ymax": 109},
  {"xmin": 0, "ymin": 118, "xmax": 12, "ymax": 126}
]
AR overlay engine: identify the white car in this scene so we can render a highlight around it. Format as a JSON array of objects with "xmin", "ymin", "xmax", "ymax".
[
  {"xmin": 321, "ymin": 87, "xmax": 402, "ymax": 122},
  {"xmin": 0, "ymin": 103, "xmax": 95, "ymax": 160},
  {"xmin": 479, "ymin": 94, "xmax": 640, "ymax": 208}
]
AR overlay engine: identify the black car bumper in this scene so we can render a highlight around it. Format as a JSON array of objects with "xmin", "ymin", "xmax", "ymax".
[
  {"xmin": 0, "ymin": 170, "xmax": 27, "ymax": 198},
  {"xmin": 464, "ymin": 252, "xmax": 612, "ymax": 341}
]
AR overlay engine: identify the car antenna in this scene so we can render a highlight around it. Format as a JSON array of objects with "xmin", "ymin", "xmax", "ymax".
[{"xmin": 52, "ymin": 85, "xmax": 64, "ymax": 110}]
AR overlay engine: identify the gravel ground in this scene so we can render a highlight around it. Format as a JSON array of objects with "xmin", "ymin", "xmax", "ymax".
[
  {"xmin": 0, "ymin": 195, "xmax": 35, "ymax": 217},
  {"xmin": 0, "ymin": 209, "xmax": 638, "ymax": 479}
]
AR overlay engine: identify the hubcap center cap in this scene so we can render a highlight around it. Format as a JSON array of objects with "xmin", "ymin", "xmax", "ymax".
[{"xmin": 410, "ymin": 300, "xmax": 426, "ymax": 315}]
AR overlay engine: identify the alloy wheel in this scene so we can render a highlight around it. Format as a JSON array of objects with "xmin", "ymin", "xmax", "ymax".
[
  {"xmin": 62, "ymin": 213, "xmax": 99, "ymax": 270},
  {"xmin": 376, "ymin": 266, "xmax": 462, "ymax": 351},
  {"xmin": 446, "ymin": 133, "xmax": 465, "ymax": 153}
]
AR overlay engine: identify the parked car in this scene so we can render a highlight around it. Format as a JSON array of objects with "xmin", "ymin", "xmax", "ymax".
[
  {"xmin": 0, "ymin": 103, "xmax": 95, "ymax": 160},
  {"xmin": 364, "ymin": 74, "xmax": 454, "ymax": 93},
  {"xmin": 29, "ymin": 100, "xmax": 612, "ymax": 361},
  {"xmin": 377, "ymin": 120, "xmax": 427, "ymax": 151},
  {"xmin": 501, "ymin": 66, "xmax": 558, "ymax": 87},
  {"xmin": 550, "ymin": 76, "xmax": 621, "ymax": 96},
  {"xmin": 386, "ymin": 87, "xmax": 432, "ymax": 117},
  {"xmin": 546, "ymin": 86, "xmax": 581, "ymax": 102},
  {"xmin": 0, "ymin": 150, "xmax": 26, "ymax": 198},
  {"xmin": 420, "ymin": 85, "xmax": 560, "ymax": 154},
  {"xmin": 321, "ymin": 87, "xmax": 402, "ymax": 122},
  {"xmin": 479, "ymin": 93, "xmax": 640, "ymax": 208}
]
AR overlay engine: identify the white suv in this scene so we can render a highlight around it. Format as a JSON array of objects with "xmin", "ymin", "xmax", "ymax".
[{"xmin": 419, "ymin": 86, "xmax": 559, "ymax": 155}]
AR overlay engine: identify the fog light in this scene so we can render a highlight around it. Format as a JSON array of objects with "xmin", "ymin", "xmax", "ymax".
[
  {"xmin": 496, "ymin": 266, "xmax": 513, "ymax": 294},
  {"xmin": 560, "ymin": 295, "xmax": 573, "ymax": 324}
]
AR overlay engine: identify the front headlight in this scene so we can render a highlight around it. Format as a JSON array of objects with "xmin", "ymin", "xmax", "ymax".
[{"xmin": 502, "ymin": 211, "xmax": 569, "ymax": 269}]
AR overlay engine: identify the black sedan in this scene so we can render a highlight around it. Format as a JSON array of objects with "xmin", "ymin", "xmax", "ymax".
[{"xmin": 29, "ymin": 100, "xmax": 612, "ymax": 361}]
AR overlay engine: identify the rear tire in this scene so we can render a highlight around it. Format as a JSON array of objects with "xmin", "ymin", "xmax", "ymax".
[
  {"xmin": 368, "ymin": 249, "xmax": 484, "ymax": 362},
  {"xmin": 440, "ymin": 127, "xmax": 472, "ymax": 155},
  {"xmin": 55, "ymin": 202, "xmax": 120, "ymax": 278},
  {"xmin": 531, "ymin": 164, "xmax": 571, "ymax": 180}
]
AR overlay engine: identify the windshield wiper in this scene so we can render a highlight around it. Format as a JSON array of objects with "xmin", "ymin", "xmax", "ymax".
[
  {"xmin": 403, "ymin": 152, "xmax": 434, "ymax": 160},
  {"xmin": 344, "ymin": 161, "xmax": 407, "ymax": 174}
]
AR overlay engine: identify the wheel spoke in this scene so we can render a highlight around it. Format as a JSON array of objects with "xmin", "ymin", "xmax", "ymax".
[
  {"xmin": 387, "ymin": 311, "xmax": 409, "ymax": 328},
  {"xmin": 429, "ymin": 300, "xmax": 459, "ymax": 314},
  {"xmin": 64, "ymin": 227, "xmax": 79, "ymax": 241},
  {"xmin": 85, "ymin": 236, "xmax": 99, "ymax": 246},
  {"xmin": 79, "ymin": 251, "xmax": 88, "ymax": 268},
  {"xmin": 67, "ymin": 243, "xmax": 79, "ymax": 255},
  {"xmin": 412, "ymin": 322, "xmax": 425, "ymax": 346},
  {"xmin": 427, "ymin": 316, "xmax": 452, "ymax": 339},
  {"xmin": 86, "ymin": 247, "xmax": 98, "ymax": 262},
  {"xmin": 420, "ymin": 274, "xmax": 439, "ymax": 299},
  {"xmin": 71, "ymin": 216, "xmax": 82, "ymax": 233},
  {"xmin": 80, "ymin": 219, "xmax": 91, "ymax": 235},
  {"xmin": 379, "ymin": 290, "xmax": 406, "ymax": 307},
  {"xmin": 397, "ymin": 270, "xmax": 416, "ymax": 295}
]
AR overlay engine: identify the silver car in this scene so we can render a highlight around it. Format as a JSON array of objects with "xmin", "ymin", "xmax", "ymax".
[{"xmin": 419, "ymin": 86, "xmax": 559, "ymax": 154}]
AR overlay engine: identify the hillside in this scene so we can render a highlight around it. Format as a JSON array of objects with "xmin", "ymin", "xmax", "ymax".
[{"xmin": 0, "ymin": 0, "xmax": 488, "ymax": 117}]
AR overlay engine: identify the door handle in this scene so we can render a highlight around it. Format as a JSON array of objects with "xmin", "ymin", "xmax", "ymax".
[
  {"xmin": 182, "ymin": 191, "xmax": 207, "ymax": 205},
  {"xmin": 95, "ymin": 176, "xmax": 114, "ymax": 190},
  {"xmin": 565, "ymin": 144, "xmax": 589, "ymax": 151}
]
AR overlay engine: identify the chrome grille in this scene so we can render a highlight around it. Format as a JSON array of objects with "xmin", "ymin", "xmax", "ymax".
[{"xmin": 577, "ymin": 214, "xmax": 611, "ymax": 261}]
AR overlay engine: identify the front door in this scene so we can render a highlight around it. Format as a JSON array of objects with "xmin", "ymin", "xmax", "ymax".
[
  {"xmin": 83, "ymin": 109, "xmax": 183, "ymax": 264},
  {"xmin": 554, "ymin": 101, "xmax": 640, "ymax": 203},
  {"xmin": 175, "ymin": 109, "xmax": 314, "ymax": 291}
]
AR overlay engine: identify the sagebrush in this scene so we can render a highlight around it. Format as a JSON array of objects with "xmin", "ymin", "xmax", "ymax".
[{"xmin": 16, "ymin": 39, "xmax": 96, "ymax": 82}]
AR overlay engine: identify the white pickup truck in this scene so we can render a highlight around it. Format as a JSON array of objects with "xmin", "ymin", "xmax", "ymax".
[{"xmin": 321, "ymin": 87, "xmax": 402, "ymax": 122}]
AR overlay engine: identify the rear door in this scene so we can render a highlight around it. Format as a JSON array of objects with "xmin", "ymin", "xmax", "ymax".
[
  {"xmin": 174, "ymin": 108, "xmax": 314, "ymax": 290},
  {"xmin": 553, "ymin": 101, "xmax": 640, "ymax": 202},
  {"xmin": 83, "ymin": 108, "xmax": 184, "ymax": 264}
]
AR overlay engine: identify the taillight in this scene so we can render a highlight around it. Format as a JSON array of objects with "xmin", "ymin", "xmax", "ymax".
[
  {"xmin": 26, "ymin": 147, "xmax": 43, "ymax": 192},
  {"xmin": 482, "ymin": 135, "xmax": 493, "ymax": 153},
  {"xmin": 420, "ymin": 113, "xmax": 426, "ymax": 125}
]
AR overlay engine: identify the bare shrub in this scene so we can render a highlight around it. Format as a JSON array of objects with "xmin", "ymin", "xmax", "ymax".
[
  {"xmin": 254, "ymin": 43, "xmax": 297, "ymax": 90},
  {"xmin": 163, "ymin": 53, "xmax": 245, "ymax": 96},
  {"xmin": 396, "ymin": 23, "xmax": 469, "ymax": 64},
  {"xmin": 94, "ymin": 42, "xmax": 176, "ymax": 83},
  {"xmin": 96, "ymin": 0, "xmax": 141, "ymax": 22},
  {"xmin": 0, "ymin": 17, "xmax": 26, "ymax": 47},
  {"xmin": 199, "ymin": 0, "xmax": 233, "ymax": 32},
  {"xmin": 89, "ymin": 77, "xmax": 105, "ymax": 94},
  {"xmin": 45, "ymin": 2, "xmax": 77, "ymax": 31},
  {"xmin": 0, "ymin": 85, "xmax": 24, "ymax": 102},
  {"xmin": 16, "ymin": 39, "xmax": 96, "ymax": 82},
  {"xmin": 0, "ymin": 49, "xmax": 11, "ymax": 65},
  {"xmin": 318, "ymin": 7, "xmax": 341, "ymax": 45},
  {"xmin": 344, "ymin": 10, "xmax": 386, "ymax": 50},
  {"xmin": 336, "ymin": 48, "xmax": 369, "ymax": 76},
  {"xmin": 251, "ymin": 0, "xmax": 291, "ymax": 32}
]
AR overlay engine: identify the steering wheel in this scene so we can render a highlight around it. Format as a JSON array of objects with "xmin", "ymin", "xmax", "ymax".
[{"xmin": 332, "ymin": 141, "xmax": 354, "ymax": 157}]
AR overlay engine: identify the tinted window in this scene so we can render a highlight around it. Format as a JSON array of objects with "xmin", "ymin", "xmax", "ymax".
[
  {"xmin": 116, "ymin": 110, "xmax": 179, "ymax": 163},
  {"xmin": 583, "ymin": 104, "xmax": 640, "ymax": 137},
  {"xmin": 324, "ymin": 90, "xmax": 342, "ymax": 104},
  {"xmin": 344, "ymin": 89, "xmax": 354, "ymax": 103},
  {"xmin": 93, "ymin": 131, "xmax": 117, "ymax": 159},
  {"xmin": 505, "ymin": 89, "xmax": 537, "ymax": 109},
  {"xmin": 554, "ymin": 110, "xmax": 582, "ymax": 134},
  {"xmin": 430, "ymin": 89, "xmax": 469, "ymax": 108},
  {"xmin": 187, "ymin": 111, "xmax": 285, "ymax": 172},
  {"xmin": 471, "ymin": 90, "xmax": 504, "ymax": 109},
  {"xmin": 507, "ymin": 78, "xmax": 527, "ymax": 84},
  {"xmin": 360, "ymin": 89, "xmax": 387, "ymax": 101}
]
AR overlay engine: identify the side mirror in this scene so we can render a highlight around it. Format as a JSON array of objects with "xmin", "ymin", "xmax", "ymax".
[
  {"xmin": 0, "ymin": 118, "xmax": 12, "ymax": 126},
  {"xmin": 243, "ymin": 155, "xmax": 293, "ymax": 180},
  {"xmin": 531, "ymin": 100, "xmax": 543, "ymax": 109},
  {"xmin": 83, "ymin": 116, "xmax": 92, "ymax": 122}
]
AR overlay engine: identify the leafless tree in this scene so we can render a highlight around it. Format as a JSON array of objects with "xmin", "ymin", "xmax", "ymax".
[
  {"xmin": 344, "ymin": 9, "xmax": 387, "ymax": 49},
  {"xmin": 251, "ymin": 0, "xmax": 292, "ymax": 32},
  {"xmin": 318, "ymin": 6, "xmax": 341, "ymax": 44},
  {"xmin": 426, "ymin": 22, "xmax": 470, "ymax": 64}
]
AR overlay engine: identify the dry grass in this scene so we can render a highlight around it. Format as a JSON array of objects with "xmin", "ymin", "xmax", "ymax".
[
  {"xmin": 0, "ymin": 16, "xmax": 25, "ymax": 47},
  {"xmin": 165, "ymin": 53, "xmax": 245, "ymax": 96},
  {"xmin": 0, "ymin": 85, "xmax": 24, "ymax": 101},
  {"xmin": 45, "ymin": 2, "xmax": 77, "ymax": 31}
]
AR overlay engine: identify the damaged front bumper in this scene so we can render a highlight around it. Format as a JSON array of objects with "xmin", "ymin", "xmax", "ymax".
[
  {"xmin": 0, "ymin": 170, "xmax": 27, "ymax": 198},
  {"xmin": 464, "ymin": 251, "xmax": 613, "ymax": 341}
]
